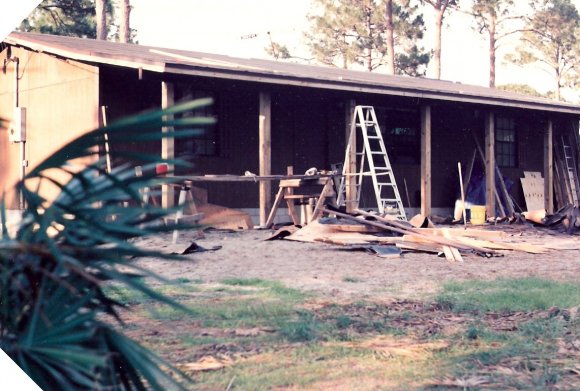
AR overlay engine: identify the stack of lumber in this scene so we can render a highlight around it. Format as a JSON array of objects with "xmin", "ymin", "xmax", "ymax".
[{"xmin": 286, "ymin": 209, "xmax": 547, "ymax": 262}]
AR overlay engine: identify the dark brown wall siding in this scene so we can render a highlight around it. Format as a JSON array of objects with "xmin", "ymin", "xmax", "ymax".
[{"xmin": 96, "ymin": 65, "xmax": 578, "ymax": 212}]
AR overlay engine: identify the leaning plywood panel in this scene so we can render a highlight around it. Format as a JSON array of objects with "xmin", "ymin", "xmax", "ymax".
[{"xmin": 520, "ymin": 171, "xmax": 544, "ymax": 211}]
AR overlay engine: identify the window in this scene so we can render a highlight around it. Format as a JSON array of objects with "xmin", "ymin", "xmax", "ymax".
[
  {"xmin": 495, "ymin": 116, "xmax": 517, "ymax": 168},
  {"xmin": 385, "ymin": 126, "xmax": 419, "ymax": 164},
  {"xmin": 175, "ymin": 87, "xmax": 219, "ymax": 158},
  {"xmin": 375, "ymin": 107, "xmax": 420, "ymax": 164}
]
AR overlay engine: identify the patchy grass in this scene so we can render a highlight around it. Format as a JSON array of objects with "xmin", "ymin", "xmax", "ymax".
[
  {"xmin": 193, "ymin": 341, "xmax": 444, "ymax": 391},
  {"xmin": 436, "ymin": 277, "xmax": 580, "ymax": 313},
  {"xmin": 118, "ymin": 277, "xmax": 580, "ymax": 390}
]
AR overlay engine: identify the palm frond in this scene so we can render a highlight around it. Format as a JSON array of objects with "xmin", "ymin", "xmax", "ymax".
[{"xmin": 1, "ymin": 97, "xmax": 215, "ymax": 390}]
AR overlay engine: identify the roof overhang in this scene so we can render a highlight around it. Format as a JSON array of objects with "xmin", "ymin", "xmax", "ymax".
[{"xmin": 4, "ymin": 32, "xmax": 580, "ymax": 115}]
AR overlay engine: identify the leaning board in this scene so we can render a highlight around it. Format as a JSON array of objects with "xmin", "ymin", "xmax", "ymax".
[{"xmin": 520, "ymin": 171, "xmax": 544, "ymax": 211}]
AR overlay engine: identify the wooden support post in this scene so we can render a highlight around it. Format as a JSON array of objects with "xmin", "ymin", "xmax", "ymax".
[
  {"xmin": 161, "ymin": 81, "xmax": 174, "ymax": 208},
  {"xmin": 345, "ymin": 100, "xmax": 356, "ymax": 212},
  {"xmin": 544, "ymin": 119, "xmax": 554, "ymax": 213},
  {"xmin": 420, "ymin": 104, "xmax": 431, "ymax": 217},
  {"xmin": 259, "ymin": 92, "xmax": 272, "ymax": 226},
  {"xmin": 484, "ymin": 111, "xmax": 495, "ymax": 218}
]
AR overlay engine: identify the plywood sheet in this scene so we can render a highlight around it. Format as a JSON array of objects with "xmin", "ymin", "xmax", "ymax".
[{"xmin": 521, "ymin": 172, "xmax": 544, "ymax": 211}]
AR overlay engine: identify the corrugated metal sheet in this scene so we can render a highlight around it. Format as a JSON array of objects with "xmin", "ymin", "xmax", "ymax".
[{"xmin": 5, "ymin": 31, "xmax": 580, "ymax": 114}]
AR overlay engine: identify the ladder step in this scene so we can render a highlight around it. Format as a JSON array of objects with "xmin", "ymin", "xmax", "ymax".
[{"xmin": 338, "ymin": 105, "xmax": 407, "ymax": 221}]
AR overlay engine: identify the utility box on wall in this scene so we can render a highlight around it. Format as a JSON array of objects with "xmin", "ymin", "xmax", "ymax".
[{"xmin": 9, "ymin": 107, "xmax": 26, "ymax": 143}]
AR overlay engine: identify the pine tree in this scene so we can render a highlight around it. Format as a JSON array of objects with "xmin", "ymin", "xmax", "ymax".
[
  {"xmin": 471, "ymin": 0, "xmax": 521, "ymax": 87},
  {"xmin": 419, "ymin": 0, "xmax": 458, "ymax": 79},
  {"xmin": 305, "ymin": 0, "xmax": 429, "ymax": 75},
  {"xmin": 509, "ymin": 0, "xmax": 580, "ymax": 100}
]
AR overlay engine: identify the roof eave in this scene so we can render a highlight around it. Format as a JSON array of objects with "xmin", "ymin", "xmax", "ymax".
[{"xmin": 164, "ymin": 64, "xmax": 580, "ymax": 115}]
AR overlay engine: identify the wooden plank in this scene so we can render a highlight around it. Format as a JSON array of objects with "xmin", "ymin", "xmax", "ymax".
[
  {"xmin": 397, "ymin": 241, "xmax": 442, "ymax": 254},
  {"xmin": 544, "ymin": 119, "xmax": 554, "ymax": 213},
  {"xmin": 161, "ymin": 81, "xmax": 174, "ymax": 208},
  {"xmin": 265, "ymin": 186, "xmax": 285, "ymax": 228},
  {"xmin": 400, "ymin": 234, "xmax": 463, "ymax": 261},
  {"xmin": 472, "ymin": 131, "xmax": 505, "ymax": 217},
  {"xmin": 420, "ymin": 104, "xmax": 431, "ymax": 217},
  {"xmin": 453, "ymin": 236, "xmax": 546, "ymax": 254},
  {"xmin": 173, "ymin": 174, "xmax": 338, "ymax": 182},
  {"xmin": 442, "ymin": 246, "xmax": 460, "ymax": 262},
  {"xmin": 315, "ymin": 235, "xmax": 402, "ymax": 246},
  {"xmin": 330, "ymin": 208, "xmax": 496, "ymax": 255},
  {"xmin": 442, "ymin": 230, "xmax": 464, "ymax": 262},
  {"xmin": 484, "ymin": 112, "xmax": 497, "ymax": 218},
  {"xmin": 463, "ymin": 149, "xmax": 477, "ymax": 192},
  {"xmin": 310, "ymin": 178, "xmax": 334, "ymax": 222},
  {"xmin": 284, "ymin": 189, "xmax": 301, "ymax": 225},
  {"xmin": 420, "ymin": 227, "xmax": 506, "ymax": 240},
  {"xmin": 259, "ymin": 91, "xmax": 272, "ymax": 226},
  {"xmin": 345, "ymin": 100, "xmax": 357, "ymax": 212}
]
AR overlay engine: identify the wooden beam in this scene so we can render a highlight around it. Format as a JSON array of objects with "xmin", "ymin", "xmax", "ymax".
[
  {"xmin": 420, "ymin": 104, "xmax": 431, "ymax": 217},
  {"xmin": 471, "ymin": 131, "xmax": 506, "ymax": 217},
  {"xmin": 484, "ymin": 111, "xmax": 495, "ymax": 218},
  {"xmin": 161, "ymin": 81, "xmax": 174, "ymax": 208},
  {"xmin": 345, "ymin": 100, "xmax": 357, "ymax": 212},
  {"xmin": 259, "ymin": 92, "xmax": 272, "ymax": 226},
  {"xmin": 544, "ymin": 119, "xmax": 554, "ymax": 213}
]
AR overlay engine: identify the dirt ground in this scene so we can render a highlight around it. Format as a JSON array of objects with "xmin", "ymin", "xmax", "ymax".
[{"xmin": 135, "ymin": 223, "xmax": 580, "ymax": 300}]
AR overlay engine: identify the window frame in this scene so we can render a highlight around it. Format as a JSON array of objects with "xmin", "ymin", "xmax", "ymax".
[{"xmin": 495, "ymin": 116, "xmax": 517, "ymax": 168}]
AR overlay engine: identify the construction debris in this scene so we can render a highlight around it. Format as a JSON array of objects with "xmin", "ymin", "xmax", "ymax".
[
  {"xmin": 538, "ymin": 204, "xmax": 580, "ymax": 234},
  {"xmin": 278, "ymin": 204, "xmax": 565, "ymax": 262}
]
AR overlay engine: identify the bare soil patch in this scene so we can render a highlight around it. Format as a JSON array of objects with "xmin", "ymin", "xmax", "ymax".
[{"xmin": 135, "ymin": 224, "xmax": 580, "ymax": 301}]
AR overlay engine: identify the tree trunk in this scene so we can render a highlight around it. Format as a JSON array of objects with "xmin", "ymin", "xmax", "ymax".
[
  {"xmin": 385, "ymin": 0, "xmax": 395, "ymax": 75},
  {"xmin": 433, "ymin": 7, "xmax": 444, "ymax": 79},
  {"xmin": 119, "ymin": 0, "xmax": 131, "ymax": 43},
  {"xmin": 95, "ymin": 0, "xmax": 107, "ymax": 40},
  {"xmin": 489, "ymin": 14, "xmax": 496, "ymax": 88},
  {"xmin": 366, "ymin": 9, "xmax": 373, "ymax": 71}
]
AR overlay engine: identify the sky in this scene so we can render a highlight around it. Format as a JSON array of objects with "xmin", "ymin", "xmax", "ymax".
[
  {"xmin": 129, "ymin": 0, "xmax": 580, "ymax": 101},
  {"xmin": 2, "ymin": 0, "xmax": 580, "ymax": 100}
]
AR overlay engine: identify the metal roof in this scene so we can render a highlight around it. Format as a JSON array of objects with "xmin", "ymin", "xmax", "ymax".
[{"xmin": 5, "ymin": 31, "xmax": 580, "ymax": 115}]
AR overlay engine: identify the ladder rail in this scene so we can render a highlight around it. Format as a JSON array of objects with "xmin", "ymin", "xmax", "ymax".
[
  {"xmin": 562, "ymin": 136, "xmax": 579, "ymax": 204},
  {"xmin": 337, "ymin": 105, "xmax": 406, "ymax": 220}
]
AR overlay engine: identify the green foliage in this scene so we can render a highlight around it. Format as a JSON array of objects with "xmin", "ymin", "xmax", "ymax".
[
  {"xmin": 497, "ymin": 82, "xmax": 552, "ymax": 97},
  {"xmin": 436, "ymin": 277, "xmax": 580, "ymax": 313},
  {"xmin": 0, "ymin": 98, "xmax": 215, "ymax": 390},
  {"xmin": 18, "ymin": 0, "xmax": 136, "ymax": 42},
  {"xmin": 508, "ymin": 0, "xmax": 580, "ymax": 100},
  {"xmin": 19, "ymin": 0, "xmax": 99, "ymax": 38},
  {"xmin": 304, "ymin": 0, "xmax": 430, "ymax": 75}
]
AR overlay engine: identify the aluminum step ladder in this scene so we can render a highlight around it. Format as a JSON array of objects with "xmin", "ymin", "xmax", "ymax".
[
  {"xmin": 337, "ymin": 105, "xmax": 406, "ymax": 220},
  {"xmin": 562, "ymin": 137, "xmax": 579, "ymax": 205}
]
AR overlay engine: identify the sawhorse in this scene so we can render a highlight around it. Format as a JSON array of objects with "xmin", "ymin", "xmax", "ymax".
[{"xmin": 265, "ymin": 176, "xmax": 335, "ymax": 228}]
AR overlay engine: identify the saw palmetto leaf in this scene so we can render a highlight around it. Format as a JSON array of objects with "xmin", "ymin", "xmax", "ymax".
[{"xmin": 1, "ymin": 98, "xmax": 214, "ymax": 390}]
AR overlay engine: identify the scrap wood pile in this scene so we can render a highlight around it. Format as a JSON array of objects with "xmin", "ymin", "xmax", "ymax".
[
  {"xmin": 523, "ymin": 203, "xmax": 580, "ymax": 234},
  {"xmin": 278, "ymin": 208, "xmax": 552, "ymax": 262}
]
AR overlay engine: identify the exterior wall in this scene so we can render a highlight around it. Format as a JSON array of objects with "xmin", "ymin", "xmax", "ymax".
[
  {"xmin": 93, "ymin": 65, "xmax": 578, "ymax": 216},
  {"xmin": 0, "ymin": 47, "xmax": 99, "ymax": 208}
]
